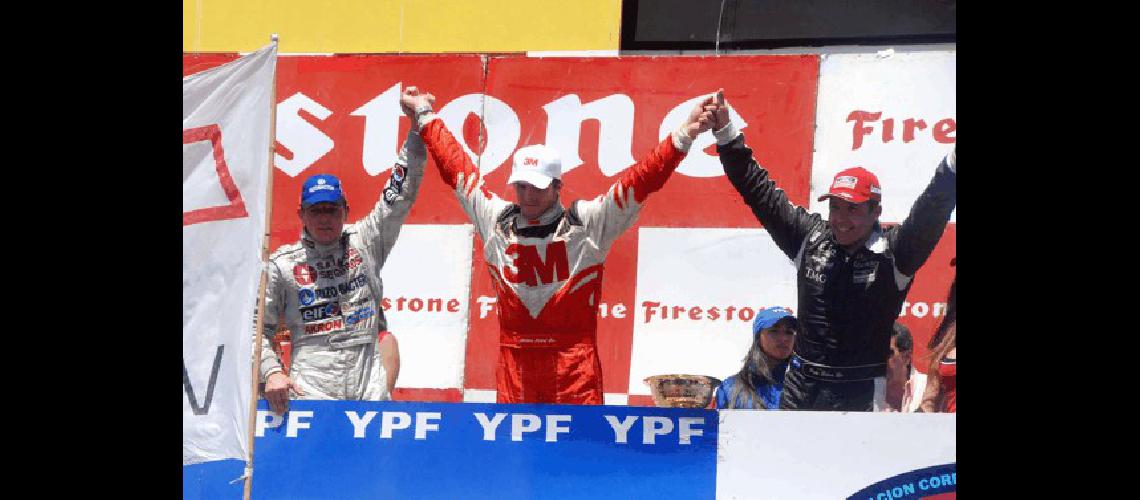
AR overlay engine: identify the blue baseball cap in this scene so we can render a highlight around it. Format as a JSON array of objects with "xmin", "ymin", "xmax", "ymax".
[
  {"xmin": 301, "ymin": 174, "xmax": 346, "ymax": 207},
  {"xmin": 752, "ymin": 306, "xmax": 796, "ymax": 335}
]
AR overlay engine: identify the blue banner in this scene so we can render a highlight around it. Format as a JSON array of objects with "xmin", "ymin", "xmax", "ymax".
[{"xmin": 186, "ymin": 400, "xmax": 719, "ymax": 499}]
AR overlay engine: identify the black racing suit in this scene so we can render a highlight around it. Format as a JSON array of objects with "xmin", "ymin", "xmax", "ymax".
[{"xmin": 716, "ymin": 129, "xmax": 956, "ymax": 411}]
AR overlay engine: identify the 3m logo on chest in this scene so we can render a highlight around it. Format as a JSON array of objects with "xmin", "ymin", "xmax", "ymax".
[{"xmin": 503, "ymin": 240, "xmax": 569, "ymax": 286}]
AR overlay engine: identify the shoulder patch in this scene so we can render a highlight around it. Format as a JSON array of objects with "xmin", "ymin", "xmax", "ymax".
[
  {"xmin": 864, "ymin": 226, "xmax": 889, "ymax": 254},
  {"xmin": 808, "ymin": 229, "xmax": 823, "ymax": 244}
]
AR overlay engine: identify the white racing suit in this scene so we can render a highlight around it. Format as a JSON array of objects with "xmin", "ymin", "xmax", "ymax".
[{"xmin": 256, "ymin": 130, "xmax": 425, "ymax": 401}]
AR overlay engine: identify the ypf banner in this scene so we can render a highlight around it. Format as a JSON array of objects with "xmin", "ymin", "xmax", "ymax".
[
  {"xmin": 184, "ymin": 401, "xmax": 954, "ymax": 499},
  {"xmin": 183, "ymin": 42, "xmax": 277, "ymax": 464},
  {"xmin": 251, "ymin": 400, "xmax": 718, "ymax": 499}
]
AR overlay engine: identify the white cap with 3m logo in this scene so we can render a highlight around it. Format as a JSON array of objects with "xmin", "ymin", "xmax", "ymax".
[{"xmin": 507, "ymin": 144, "xmax": 562, "ymax": 189}]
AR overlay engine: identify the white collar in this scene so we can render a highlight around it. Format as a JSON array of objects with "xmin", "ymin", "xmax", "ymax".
[
  {"xmin": 301, "ymin": 227, "xmax": 346, "ymax": 252},
  {"xmin": 864, "ymin": 224, "xmax": 887, "ymax": 254},
  {"xmin": 515, "ymin": 202, "xmax": 565, "ymax": 228}
]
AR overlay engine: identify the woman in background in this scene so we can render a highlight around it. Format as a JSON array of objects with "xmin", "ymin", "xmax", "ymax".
[{"xmin": 716, "ymin": 307, "xmax": 797, "ymax": 409}]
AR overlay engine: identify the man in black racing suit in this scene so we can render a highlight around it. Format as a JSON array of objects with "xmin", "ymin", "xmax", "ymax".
[{"xmin": 710, "ymin": 91, "xmax": 956, "ymax": 411}]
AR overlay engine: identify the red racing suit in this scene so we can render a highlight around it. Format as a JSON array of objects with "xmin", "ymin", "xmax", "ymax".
[{"xmin": 416, "ymin": 112, "xmax": 692, "ymax": 404}]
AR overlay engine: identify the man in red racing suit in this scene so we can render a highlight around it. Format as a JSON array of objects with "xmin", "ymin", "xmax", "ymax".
[{"xmin": 400, "ymin": 86, "xmax": 717, "ymax": 404}]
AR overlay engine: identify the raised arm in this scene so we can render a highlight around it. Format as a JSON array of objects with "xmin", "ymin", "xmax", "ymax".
[
  {"xmin": 712, "ymin": 90, "xmax": 822, "ymax": 261},
  {"xmin": 890, "ymin": 148, "xmax": 956, "ymax": 276},
  {"xmin": 400, "ymin": 86, "xmax": 511, "ymax": 239},
  {"xmin": 352, "ymin": 126, "xmax": 428, "ymax": 269},
  {"xmin": 572, "ymin": 92, "xmax": 717, "ymax": 251}
]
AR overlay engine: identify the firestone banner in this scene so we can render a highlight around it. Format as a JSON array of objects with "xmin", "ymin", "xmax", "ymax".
[
  {"xmin": 183, "ymin": 42, "xmax": 276, "ymax": 464},
  {"xmin": 181, "ymin": 52, "xmax": 955, "ymax": 403}
]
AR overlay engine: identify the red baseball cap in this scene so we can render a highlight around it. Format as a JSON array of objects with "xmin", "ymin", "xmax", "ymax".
[{"xmin": 817, "ymin": 166, "xmax": 882, "ymax": 203}]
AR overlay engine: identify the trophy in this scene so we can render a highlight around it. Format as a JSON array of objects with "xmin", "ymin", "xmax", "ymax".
[{"xmin": 643, "ymin": 374, "xmax": 721, "ymax": 408}]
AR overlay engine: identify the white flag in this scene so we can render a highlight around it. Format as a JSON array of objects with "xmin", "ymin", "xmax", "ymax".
[{"xmin": 183, "ymin": 42, "xmax": 276, "ymax": 465}]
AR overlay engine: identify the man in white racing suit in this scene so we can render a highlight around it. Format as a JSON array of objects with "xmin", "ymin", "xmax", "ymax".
[{"xmin": 257, "ymin": 127, "xmax": 425, "ymax": 415}]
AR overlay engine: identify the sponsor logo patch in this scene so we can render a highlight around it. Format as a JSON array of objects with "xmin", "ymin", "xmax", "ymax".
[
  {"xmin": 804, "ymin": 243, "xmax": 835, "ymax": 285},
  {"xmin": 304, "ymin": 318, "xmax": 344, "ymax": 335},
  {"xmin": 300, "ymin": 302, "xmax": 341, "ymax": 322},
  {"xmin": 308, "ymin": 178, "xmax": 335, "ymax": 193},
  {"xmin": 317, "ymin": 265, "xmax": 347, "ymax": 280},
  {"xmin": 383, "ymin": 165, "xmax": 408, "ymax": 204},
  {"xmin": 832, "ymin": 175, "xmax": 858, "ymax": 190},
  {"xmin": 307, "ymin": 249, "xmax": 365, "ymax": 279},
  {"xmin": 293, "ymin": 264, "xmax": 317, "ymax": 285},
  {"xmin": 345, "ymin": 306, "xmax": 376, "ymax": 326},
  {"xmin": 298, "ymin": 288, "xmax": 316, "ymax": 306},
  {"xmin": 502, "ymin": 240, "xmax": 569, "ymax": 286},
  {"xmin": 344, "ymin": 248, "xmax": 363, "ymax": 271},
  {"xmin": 312, "ymin": 274, "xmax": 369, "ymax": 300},
  {"xmin": 853, "ymin": 260, "xmax": 878, "ymax": 284}
]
